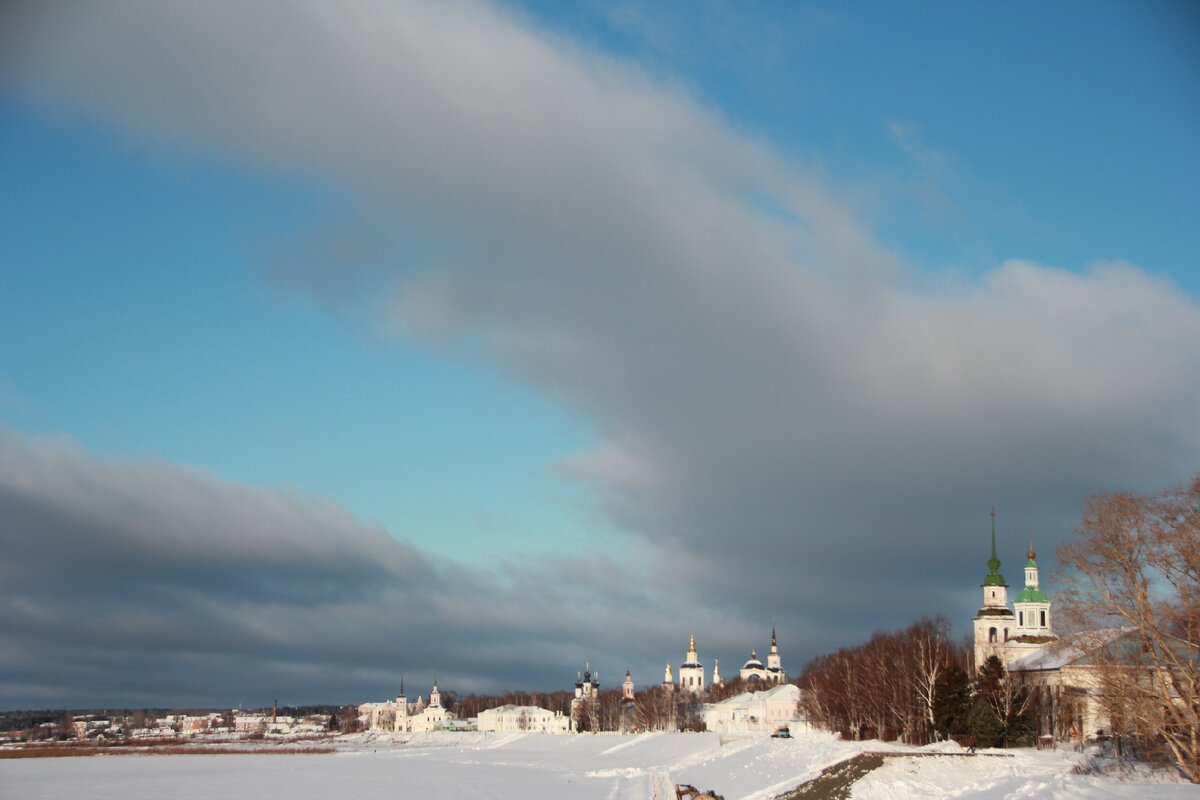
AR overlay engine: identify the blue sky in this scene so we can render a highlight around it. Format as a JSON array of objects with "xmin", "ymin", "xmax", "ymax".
[
  {"xmin": 0, "ymin": 0, "xmax": 1197, "ymax": 708},
  {"xmin": 1, "ymin": 98, "xmax": 595, "ymax": 563}
]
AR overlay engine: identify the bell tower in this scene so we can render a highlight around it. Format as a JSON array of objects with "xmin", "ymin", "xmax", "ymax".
[
  {"xmin": 395, "ymin": 675, "xmax": 409, "ymax": 732},
  {"xmin": 973, "ymin": 509, "xmax": 1015, "ymax": 671}
]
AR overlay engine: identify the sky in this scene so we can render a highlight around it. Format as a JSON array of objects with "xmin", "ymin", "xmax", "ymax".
[{"xmin": 0, "ymin": 0, "xmax": 1197, "ymax": 710}]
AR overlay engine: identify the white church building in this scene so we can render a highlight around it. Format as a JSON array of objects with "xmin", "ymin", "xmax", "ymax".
[
  {"xmin": 972, "ymin": 511, "xmax": 1056, "ymax": 671},
  {"xmin": 739, "ymin": 626, "xmax": 787, "ymax": 685},
  {"xmin": 360, "ymin": 679, "xmax": 455, "ymax": 733},
  {"xmin": 678, "ymin": 635, "xmax": 705, "ymax": 693},
  {"xmin": 663, "ymin": 630, "xmax": 787, "ymax": 694},
  {"xmin": 968, "ymin": 512, "xmax": 1149, "ymax": 741}
]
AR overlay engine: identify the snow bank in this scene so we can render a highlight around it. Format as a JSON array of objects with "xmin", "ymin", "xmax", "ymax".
[{"xmin": 851, "ymin": 748, "xmax": 1196, "ymax": 800}]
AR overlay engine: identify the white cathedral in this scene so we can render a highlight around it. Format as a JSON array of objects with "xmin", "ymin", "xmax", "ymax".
[
  {"xmin": 739, "ymin": 625, "xmax": 786, "ymax": 685},
  {"xmin": 663, "ymin": 630, "xmax": 787, "ymax": 693}
]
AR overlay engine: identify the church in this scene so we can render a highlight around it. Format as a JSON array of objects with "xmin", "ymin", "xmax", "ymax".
[
  {"xmin": 359, "ymin": 678, "xmax": 455, "ymax": 733},
  {"xmin": 969, "ymin": 512, "xmax": 1150, "ymax": 741},
  {"xmin": 570, "ymin": 663, "xmax": 601, "ymax": 715},
  {"xmin": 739, "ymin": 625, "xmax": 787, "ymax": 685},
  {"xmin": 663, "ymin": 630, "xmax": 787, "ymax": 693},
  {"xmin": 971, "ymin": 510, "xmax": 1056, "ymax": 671},
  {"xmin": 663, "ymin": 635, "xmax": 708, "ymax": 693}
]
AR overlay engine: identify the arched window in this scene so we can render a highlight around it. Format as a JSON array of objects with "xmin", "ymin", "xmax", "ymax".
[
  {"xmin": 1040, "ymin": 610, "xmax": 1046, "ymax": 627},
  {"xmin": 988, "ymin": 627, "xmax": 997, "ymax": 643}
]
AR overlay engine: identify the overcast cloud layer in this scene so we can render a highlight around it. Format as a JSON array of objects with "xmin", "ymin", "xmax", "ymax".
[{"xmin": 1, "ymin": 0, "xmax": 1198, "ymax": 707}]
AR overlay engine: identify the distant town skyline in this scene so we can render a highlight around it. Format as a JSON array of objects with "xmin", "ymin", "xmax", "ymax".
[{"xmin": 1, "ymin": 0, "xmax": 1197, "ymax": 708}]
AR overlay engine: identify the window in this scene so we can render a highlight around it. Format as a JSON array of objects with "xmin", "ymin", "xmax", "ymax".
[
  {"xmin": 988, "ymin": 627, "xmax": 997, "ymax": 643},
  {"xmin": 1019, "ymin": 611, "xmax": 1024, "ymax": 626},
  {"xmin": 1040, "ymin": 610, "xmax": 1046, "ymax": 627}
]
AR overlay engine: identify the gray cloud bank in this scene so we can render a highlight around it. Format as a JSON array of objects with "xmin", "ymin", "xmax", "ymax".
[
  {"xmin": 2, "ymin": 1, "xmax": 1198, "ymax": 706},
  {"xmin": 0, "ymin": 431, "xmax": 681, "ymax": 707}
]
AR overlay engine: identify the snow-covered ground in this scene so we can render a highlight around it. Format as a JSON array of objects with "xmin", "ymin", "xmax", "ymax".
[{"xmin": 3, "ymin": 730, "xmax": 1194, "ymax": 799}]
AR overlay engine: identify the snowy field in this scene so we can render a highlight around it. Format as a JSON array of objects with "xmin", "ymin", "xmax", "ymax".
[{"xmin": 3, "ymin": 730, "xmax": 1195, "ymax": 800}]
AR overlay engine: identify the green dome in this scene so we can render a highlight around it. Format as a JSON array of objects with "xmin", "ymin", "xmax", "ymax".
[{"xmin": 1015, "ymin": 586, "xmax": 1048, "ymax": 603}]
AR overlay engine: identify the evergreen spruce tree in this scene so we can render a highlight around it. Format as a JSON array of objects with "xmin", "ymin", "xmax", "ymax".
[
  {"xmin": 932, "ymin": 663, "xmax": 972, "ymax": 740},
  {"xmin": 967, "ymin": 654, "xmax": 1041, "ymax": 747},
  {"xmin": 965, "ymin": 695, "xmax": 1004, "ymax": 747},
  {"xmin": 969, "ymin": 656, "xmax": 1007, "ymax": 747}
]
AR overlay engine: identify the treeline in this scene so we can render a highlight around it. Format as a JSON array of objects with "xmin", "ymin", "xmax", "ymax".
[
  {"xmin": 450, "ymin": 690, "xmax": 575, "ymax": 719},
  {"xmin": 798, "ymin": 616, "xmax": 1038, "ymax": 746}
]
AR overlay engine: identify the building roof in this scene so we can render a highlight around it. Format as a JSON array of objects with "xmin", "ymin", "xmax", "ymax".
[
  {"xmin": 710, "ymin": 682, "xmax": 800, "ymax": 709},
  {"xmin": 478, "ymin": 704, "xmax": 556, "ymax": 716},
  {"xmin": 1008, "ymin": 628, "xmax": 1135, "ymax": 671},
  {"xmin": 1014, "ymin": 585, "xmax": 1048, "ymax": 603},
  {"xmin": 982, "ymin": 512, "xmax": 1007, "ymax": 586}
]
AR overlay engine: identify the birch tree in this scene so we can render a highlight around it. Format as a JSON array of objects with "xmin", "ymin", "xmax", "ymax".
[{"xmin": 1056, "ymin": 474, "xmax": 1200, "ymax": 782}]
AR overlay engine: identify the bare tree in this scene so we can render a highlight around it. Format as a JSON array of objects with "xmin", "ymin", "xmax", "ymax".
[
  {"xmin": 595, "ymin": 689, "xmax": 625, "ymax": 732},
  {"xmin": 338, "ymin": 705, "xmax": 360, "ymax": 734},
  {"xmin": 1056, "ymin": 474, "xmax": 1200, "ymax": 782},
  {"xmin": 909, "ymin": 616, "xmax": 954, "ymax": 742},
  {"xmin": 800, "ymin": 617, "xmax": 968, "ymax": 745},
  {"xmin": 633, "ymin": 685, "xmax": 677, "ymax": 732}
]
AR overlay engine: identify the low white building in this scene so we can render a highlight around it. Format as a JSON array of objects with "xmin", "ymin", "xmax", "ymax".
[
  {"xmin": 234, "ymin": 713, "xmax": 270, "ymax": 732},
  {"xmin": 476, "ymin": 705, "xmax": 570, "ymax": 734},
  {"xmin": 702, "ymin": 683, "xmax": 803, "ymax": 734}
]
